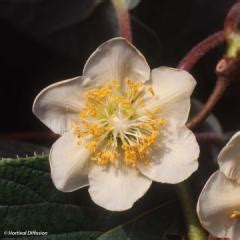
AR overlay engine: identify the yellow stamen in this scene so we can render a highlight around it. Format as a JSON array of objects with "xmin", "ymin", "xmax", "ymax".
[
  {"xmin": 148, "ymin": 86, "xmax": 155, "ymax": 96},
  {"xmin": 84, "ymin": 84, "xmax": 112, "ymax": 102},
  {"xmin": 72, "ymin": 78, "xmax": 166, "ymax": 167},
  {"xmin": 125, "ymin": 77, "xmax": 143, "ymax": 99},
  {"xmin": 229, "ymin": 210, "xmax": 240, "ymax": 219},
  {"xmin": 122, "ymin": 144, "xmax": 137, "ymax": 167},
  {"xmin": 158, "ymin": 119, "xmax": 167, "ymax": 126},
  {"xmin": 92, "ymin": 150, "xmax": 118, "ymax": 165},
  {"xmin": 79, "ymin": 103, "xmax": 96, "ymax": 118},
  {"xmin": 85, "ymin": 141, "xmax": 98, "ymax": 152}
]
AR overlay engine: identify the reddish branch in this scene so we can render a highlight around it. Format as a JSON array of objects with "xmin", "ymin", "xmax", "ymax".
[
  {"xmin": 187, "ymin": 76, "xmax": 229, "ymax": 130},
  {"xmin": 185, "ymin": 1, "xmax": 240, "ymax": 131},
  {"xmin": 178, "ymin": 31, "xmax": 225, "ymax": 71},
  {"xmin": 112, "ymin": 0, "xmax": 132, "ymax": 42},
  {"xmin": 187, "ymin": 55, "xmax": 240, "ymax": 130},
  {"xmin": 177, "ymin": 31, "xmax": 228, "ymax": 130}
]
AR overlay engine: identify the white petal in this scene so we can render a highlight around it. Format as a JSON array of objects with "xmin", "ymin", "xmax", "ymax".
[
  {"xmin": 150, "ymin": 67, "xmax": 196, "ymax": 126},
  {"xmin": 218, "ymin": 131, "xmax": 240, "ymax": 183},
  {"xmin": 33, "ymin": 76, "xmax": 89, "ymax": 134},
  {"xmin": 197, "ymin": 171, "xmax": 240, "ymax": 238},
  {"xmin": 137, "ymin": 126, "xmax": 199, "ymax": 183},
  {"xmin": 83, "ymin": 38, "xmax": 150, "ymax": 87},
  {"xmin": 50, "ymin": 132, "xmax": 91, "ymax": 192},
  {"xmin": 88, "ymin": 164, "xmax": 152, "ymax": 211}
]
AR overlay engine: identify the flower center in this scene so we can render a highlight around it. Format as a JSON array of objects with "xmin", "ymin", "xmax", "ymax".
[
  {"xmin": 229, "ymin": 209, "xmax": 240, "ymax": 220},
  {"xmin": 72, "ymin": 78, "xmax": 166, "ymax": 167},
  {"xmin": 111, "ymin": 115, "xmax": 129, "ymax": 133}
]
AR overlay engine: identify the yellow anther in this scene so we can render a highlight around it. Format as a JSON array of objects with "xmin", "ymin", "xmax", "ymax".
[
  {"xmin": 84, "ymin": 84, "xmax": 112, "ymax": 102},
  {"xmin": 110, "ymin": 80, "xmax": 119, "ymax": 88},
  {"xmin": 158, "ymin": 118, "xmax": 166, "ymax": 126},
  {"xmin": 79, "ymin": 103, "xmax": 96, "ymax": 118},
  {"xmin": 148, "ymin": 86, "xmax": 155, "ymax": 96},
  {"xmin": 125, "ymin": 77, "xmax": 143, "ymax": 98},
  {"xmin": 92, "ymin": 150, "xmax": 118, "ymax": 165},
  {"xmin": 71, "ymin": 122, "xmax": 82, "ymax": 138},
  {"xmin": 229, "ymin": 210, "xmax": 240, "ymax": 219},
  {"xmin": 123, "ymin": 146, "xmax": 137, "ymax": 167},
  {"xmin": 146, "ymin": 107, "xmax": 161, "ymax": 117},
  {"xmin": 71, "ymin": 121, "xmax": 78, "ymax": 131},
  {"xmin": 85, "ymin": 141, "xmax": 98, "ymax": 152},
  {"xmin": 106, "ymin": 139, "xmax": 115, "ymax": 147},
  {"xmin": 144, "ymin": 131, "xmax": 158, "ymax": 146}
]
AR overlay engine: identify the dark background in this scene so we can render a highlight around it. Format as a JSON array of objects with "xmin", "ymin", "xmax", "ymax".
[{"xmin": 0, "ymin": 0, "xmax": 238, "ymax": 134}]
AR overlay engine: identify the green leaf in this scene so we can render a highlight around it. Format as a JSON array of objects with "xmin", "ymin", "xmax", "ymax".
[{"xmin": 0, "ymin": 156, "xmax": 181, "ymax": 239}]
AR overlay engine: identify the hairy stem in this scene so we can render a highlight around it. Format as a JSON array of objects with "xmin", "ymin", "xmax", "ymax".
[
  {"xmin": 177, "ymin": 31, "xmax": 228, "ymax": 131},
  {"xmin": 187, "ymin": 76, "xmax": 229, "ymax": 130},
  {"xmin": 177, "ymin": 182, "xmax": 207, "ymax": 240},
  {"xmin": 111, "ymin": 0, "xmax": 132, "ymax": 41},
  {"xmin": 178, "ymin": 31, "xmax": 225, "ymax": 71}
]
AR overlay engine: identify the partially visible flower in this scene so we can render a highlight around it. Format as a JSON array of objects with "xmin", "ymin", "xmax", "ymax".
[
  {"xmin": 33, "ymin": 37, "xmax": 199, "ymax": 211},
  {"xmin": 197, "ymin": 132, "xmax": 240, "ymax": 239}
]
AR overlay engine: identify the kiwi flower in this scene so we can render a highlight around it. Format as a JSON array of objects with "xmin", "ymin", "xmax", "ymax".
[
  {"xmin": 33, "ymin": 38, "xmax": 199, "ymax": 211},
  {"xmin": 197, "ymin": 132, "xmax": 240, "ymax": 239}
]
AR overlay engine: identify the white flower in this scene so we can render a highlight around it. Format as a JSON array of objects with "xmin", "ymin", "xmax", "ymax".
[
  {"xmin": 197, "ymin": 132, "xmax": 240, "ymax": 239},
  {"xmin": 33, "ymin": 37, "xmax": 199, "ymax": 211}
]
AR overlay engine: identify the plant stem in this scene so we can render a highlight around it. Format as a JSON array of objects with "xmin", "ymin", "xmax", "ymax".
[
  {"xmin": 187, "ymin": 76, "xmax": 229, "ymax": 129},
  {"xmin": 177, "ymin": 31, "xmax": 229, "ymax": 130},
  {"xmin": 177, "ymin": 182, "xmax": 207, "ymax": 240},
  {"xmin": 178, "ymin": 31, "xmax": 225, "ymax": 71},
  {"xmin": 111, "ymin": 0, "xmax": 132, "ymax": 41},
  {"xmin": 177, "ymin": 31, "xmax": 228, "ymax": 240}
]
